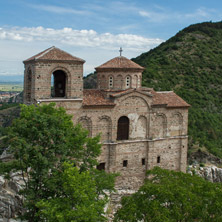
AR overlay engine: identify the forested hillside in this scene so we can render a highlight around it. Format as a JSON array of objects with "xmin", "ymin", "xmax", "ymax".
[{"xmin": 132, "ymin": 22, "xmax": 222, "ymax": 157}]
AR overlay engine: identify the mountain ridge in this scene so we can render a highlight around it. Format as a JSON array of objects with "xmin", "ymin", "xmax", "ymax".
[
  {"xmin": 132, "ymin": 21, "xmax": 222, "ymax": 157},
  {"xmin": 83, "ymin": 21, "xmax": 222, "ymax": 158}
]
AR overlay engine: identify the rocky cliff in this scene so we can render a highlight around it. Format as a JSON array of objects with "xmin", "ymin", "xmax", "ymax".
[
  {"xmin": 0, "ymin": 172, "xmax": 25, "ymax": 222},
  {"xmin": 188, "ymin": 165, "xmax": 222, "ymax": 183}
]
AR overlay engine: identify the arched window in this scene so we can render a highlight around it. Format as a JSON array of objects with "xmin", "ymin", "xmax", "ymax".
[
  {"xmin": 138, "ymin": 75, "xmax": 141, "ymax": 87},
  {"xmin": 116, "ymin": 75, "xmax": 123, "ymax": 89},
  {"xmin": 98, "ymin": 116, "xmax": 112, "ymax": 142},
  {"xmin": 126, "ymin": 76, "xmax": 131, "ymax": 89},
  {"xmin": 109, "ymin": 76, "xmax": 113, "ymax": 88},
  {"xmin": 78, "ymin": 116, "xmax": 92, "ymax": 137},
  {"xmin": 135, "ymin": 75, "xmax": 138, "ymax": 88},
  {"xmin": 26, "ymin": 68, "xmax": 32, "ymax": 102},
  {"xmin": 51, "ymin": 70, "xmax": 67, "ymax": 97},
  {"xmin": 170, "ymin": 113, "xmax": 183, "ymax": 136},
  {"xmin": 117, "ymin": 116, "xmax": 129, "ymax": 140},
  {"xmin": 100, "ymin": 75, "xmax": 106, "ymax": 89}
]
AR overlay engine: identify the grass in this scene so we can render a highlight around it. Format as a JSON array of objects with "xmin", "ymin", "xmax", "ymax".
[{"xmin": 0, "ymin": 82, "xmax": 23, "ymax": 92}]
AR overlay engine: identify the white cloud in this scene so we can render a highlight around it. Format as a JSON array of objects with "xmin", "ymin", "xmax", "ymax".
[
  {"xmin": 0, "ymin": 26, "xmax": 164, "ymax": 76},
  {"xmin": 184, "ymin": 8, "xmax": 212, "ymax": 19},
  {"xmin": 138, "ymin": 10, "xmax": 168, "ymax": 22},
  {"xmin": 139, "ymin": 7, "xmax": 216, "ymax": 23},
  {"xmin": 0, "ymin": 26, "xmax": 163, "ymax": 51},
  {"xmin": 139, "ymin": 11, "xmax": 151, "ymax": 18},
  {"xmin": 28, "ymin": 4, "xmax": 88, "ymax": 15}
]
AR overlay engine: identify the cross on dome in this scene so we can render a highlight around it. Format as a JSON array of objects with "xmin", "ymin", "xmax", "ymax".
[{"xmin": 119, "ymin": 47, "xmax": 123, "ymax": 56}]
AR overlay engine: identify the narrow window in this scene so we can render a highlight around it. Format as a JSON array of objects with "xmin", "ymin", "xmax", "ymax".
[
  {"xmin": 117, "ymin": 116, "xmax": 129, "ymax": 140},
  {"xmin": 101, "ymin": 75, "xmax": 106, "ymax": 89},
  {"xmin": 26, "ymin": 68, "xmax": 32, "ymax": 102},
  {"xmin": 126, "ymin": 76, "xmax": 131, "ymax": 88},
  {"xmin": 123, "ymin": 160, "xmax": 128, "ymax": 167},
  {"xmin": 97, "ymin": 162, "xmax": 106, "ymax": 170},
  {"xmin": 135, "ymin": 75, "xmax": 138, "ymax": 88},
  {"xmin": 109, "ymin": 76, "xmax": 113, "ymax": 88},
  {"xmin": 142, "ymin": 158, "xmax": 145, "ymax": 165},
  {"xmin": 138, "ymin": 76, "xmax": 141, "ymax": 87},
  {"xmin": 157, "ymin": 156, "xmax": 161, "ymax": 163}
]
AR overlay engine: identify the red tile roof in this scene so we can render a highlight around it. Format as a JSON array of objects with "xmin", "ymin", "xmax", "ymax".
[
  {"xmin": 109, "ymin": 88, "xmax": 134, "ymax": 97},
  {"xmin": 95, "ymin": 56, "xmax": 144, "ymax": 70},
  {"xmin": 83, "ymin": 90, "xmax": 115, "ymax": 107},
  {"xmin": 152, "ymin": 91, "xmax": 190, "ymax": 108},
  {"xmin": 110, "ymin": 88, "xmax": 153, "ymax": 98},
  {"xmin": 24, "ymin": 46, "xmax": 85, "ymax": 63},
  {"xmin": 83, "ymin": 89, "xmax": 190, "ymax": 108}
]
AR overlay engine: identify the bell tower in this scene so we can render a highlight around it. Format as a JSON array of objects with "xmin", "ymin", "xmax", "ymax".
[{"xmin": 23, "ymin": 46, "xmax": 85, "ymax": 104}]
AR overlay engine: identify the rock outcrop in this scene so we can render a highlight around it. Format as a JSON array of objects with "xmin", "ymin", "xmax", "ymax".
[
  {"xmin": 187, "ymin": 165, "xmax": 222, "ymax": 183},
  {"xmin": 0, "ymin": 173, "xmax": 25, "ymax": 222},
  {"xmin": 1, "ymin": 164, "xmax": 222, "ymax": 222}
]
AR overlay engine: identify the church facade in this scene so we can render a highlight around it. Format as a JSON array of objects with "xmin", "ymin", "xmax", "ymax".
[{"xmin": 23, "ymin": 46, "xmax": 190, "ymax": 189}]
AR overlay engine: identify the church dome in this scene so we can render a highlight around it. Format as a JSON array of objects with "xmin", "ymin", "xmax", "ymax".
[
  {"xmin": 95, "ymin": 56, "xmax": 144, "ymax": 71},
  {"xmin": 96, "ymin": 55, "xmax": 144, "ymax": 90}
]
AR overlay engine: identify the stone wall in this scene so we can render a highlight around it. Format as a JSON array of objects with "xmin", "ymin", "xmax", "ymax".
[
  {"xmin": 41, "ymin": 92, "xmax": 188, "ymax": 189},
  {"xmin": 23, "ymin": 61, "xmax": 84, "ymax": 103},
  {"xmin": 97, "ymin": 70, "xmax": 142, "ymax": 90}
]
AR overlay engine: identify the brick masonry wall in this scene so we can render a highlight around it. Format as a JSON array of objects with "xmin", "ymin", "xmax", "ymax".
[
  {"xmin": 24, "ymin": 61, "xmax": 83, "ymax": 103},
  {"xmin": 97, "ymin": 70, "xmax": 142, "ymax": 90},
  {"xmin": 22, "ymin": 50, "xmax": 188, "ymax": 191},
  {"xmin": 40, "ymin": 92, "xmax": 188, "ymax": 189}
]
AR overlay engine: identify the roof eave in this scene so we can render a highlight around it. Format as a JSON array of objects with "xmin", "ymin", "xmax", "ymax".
[
  {"xmin": 95, "ymin": 67, "xmax": 145, "ymax": 72},
  {"xmin": 82, "ymin": 104, "xmax": 116, "ymax": 108},
  {"xmin": 23, "ymin": 58, "xmax": 85, "ymax": 64},
  {"xmin": 166, "ymin": 105, "xmax": 191, "ymax": 108}
]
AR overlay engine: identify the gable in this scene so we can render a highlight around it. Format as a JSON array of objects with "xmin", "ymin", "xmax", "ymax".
[
  {"xmin": 24, "ymin": 46, "xmax": 85, "ymax": 63},
  {"xmin": 114, "ymin": 92, "xmax": 151, "ymax": 112}
]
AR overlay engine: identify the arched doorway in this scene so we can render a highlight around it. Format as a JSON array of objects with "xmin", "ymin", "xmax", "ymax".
[
  {"xmin": 51, "ymin": 70, "xmax": 67, "ymax": 97},
  {"xmin": 117, "ymin": 116, "xmax": 129, "ymax": 140}
]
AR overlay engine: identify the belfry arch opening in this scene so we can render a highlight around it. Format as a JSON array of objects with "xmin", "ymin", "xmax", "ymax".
[
  {"xmin": 51, "ymin": 70, "xmax": 67, "ymax": 97},
  {"xmin": 26, "ymin": 68, "xmax": 32, "ymax": 102},
  {"xmin": 117, "ymin": 116, "xmax": 129, "ymax": 140}
]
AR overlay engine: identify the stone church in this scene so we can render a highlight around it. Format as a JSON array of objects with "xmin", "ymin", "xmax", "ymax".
[{"xmin": 23, "ymin": 46, "xmax": 189, "ymax": 189}]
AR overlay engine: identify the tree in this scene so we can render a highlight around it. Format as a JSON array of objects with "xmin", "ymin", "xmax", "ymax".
[
  {"xmin": 36, "ymin": 162, "xmax": 107, "ymax": 222},
  {"xmin": 0, "ymin": 103, "xmax": 116, "ymax": 221},
  {"xmin": 114, "ymin": 167, "xmax": 222, "ymax": 222}
]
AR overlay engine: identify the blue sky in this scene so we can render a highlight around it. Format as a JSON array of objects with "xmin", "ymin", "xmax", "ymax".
[{"xmin": 0, "ymin": 0, "xmax": 222, "ymax": 77}]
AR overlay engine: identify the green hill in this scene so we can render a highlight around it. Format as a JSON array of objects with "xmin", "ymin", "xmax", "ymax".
[{"xmin": 132, "ymin": 21, "xmax": 222, "ymax": 158}]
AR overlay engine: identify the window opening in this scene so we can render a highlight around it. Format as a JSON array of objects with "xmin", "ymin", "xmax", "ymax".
[
  {"xmin": 138, "ymin": 76, "xmax": 141, "ymax": 87},
  {"xmin": 142, "ymin": 158, "xmax": 145, "ymax": 165},
  {"xmin": 97, "ymin": 162, "xmax": 106, "ymax": 170},
  {"xmin": 26, "ymin": 68, "xmax": 32, "ymax": 102},
  {"xmin": 123, "ymin": 160, "xmax": 128, "ymax": 167},
  {"xmin": 117, "ymin": 116, "xmax": 129, "ymax": 140},
  {"xmin": 157, "ymin": 156, "xmax": 161, "ymax": 163},
  {"xmin": 51, "ymin": 70, "xmax": 66, "ymax": 97},
  {"xmin": 109, "ymin": 76, "xmax": 113, "ymax": 88},
  {"xmin": 135, "ymin": 75, "xmax": 138, "ymax": 88},
  {"xmin": 126, "ymin": 76, "xmax": 131, "ymax": 88},
  {"xmin": 51, "ymin": 74, "xmax": 54, "ymax": 97}
]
